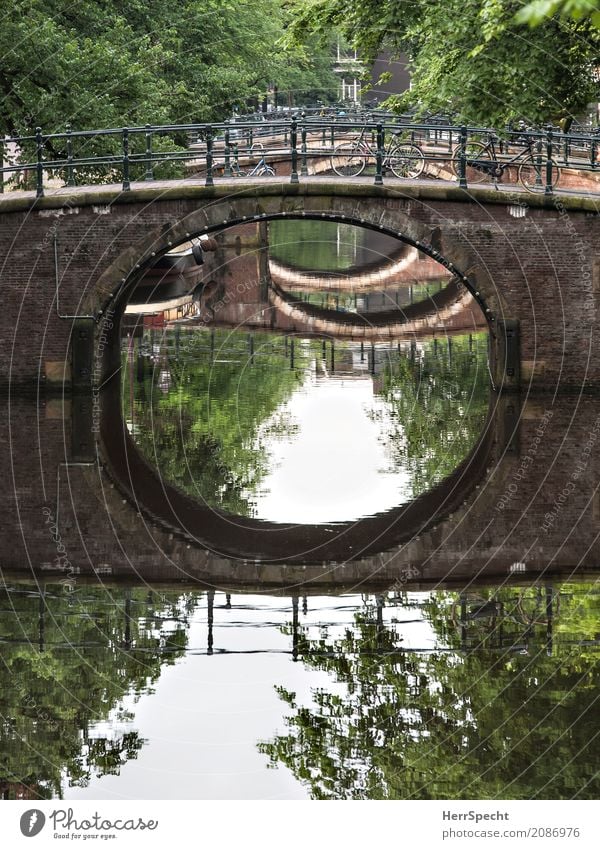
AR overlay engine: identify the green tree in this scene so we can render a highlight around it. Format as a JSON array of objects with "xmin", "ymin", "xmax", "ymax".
[
  {"xmin": 124, "ymin": 328, "xmax": 305, "ymax": 517},
  {"xmin": 286, "ymin": 0, "xmax": 600, "ymax": 125},
  {"xmin": 0, "ymin": 584, "xmax": 198, "ymax": 798},
  {"xmin": 516, "ymin": 0, "xmax": 600, "ymax": 29},
  {"xmin": 0, "ymin": 0, "xmax": 338, "ymax": 135},
  {"xmin": 373, "ymin": 333, "xmax": 490, "ymax": 495}
]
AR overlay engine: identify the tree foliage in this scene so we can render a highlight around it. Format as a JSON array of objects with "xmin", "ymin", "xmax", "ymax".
[
  {"xmin": 516, "ymin": 0, "xmax": 600, "ymax": 29},
  {"xmin": 125, "ymin": 323, "xmax": 489, "ymax": 518},
  {"xmin": 0, "ymin": 0, "xmax": 338, "ymax": 136},
  {"xmin": 0, "ymin": 584, "xmax": 198, "ymax": 797},
  {"xmin": 374, "ymin": 333, "xmax": 490, "ymax": 494},
  {"xmin": 124, "ymin": 328, "xmax": 304, "ymax": 517},
  {"xmin": 287, "ymin": 0, "xmax": 600, "ymax": 125}
]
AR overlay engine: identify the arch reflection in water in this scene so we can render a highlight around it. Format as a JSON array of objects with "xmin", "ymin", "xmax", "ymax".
[
  {"xmin": 268, "ymin": 218, "xmax": 457, "ymax": 317},
  {"xmin": 123, "ymin": 330, "xmax": 489, "ymax": 524}
]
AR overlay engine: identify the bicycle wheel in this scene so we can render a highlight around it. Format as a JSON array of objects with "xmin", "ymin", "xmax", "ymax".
[
  {"xmin": 388, "ymin": 142, "xmax": 425, "ymax": 179},
  {"xmin": 451, "ymin": 142, "xmax": 494, "ymax": 184},
  {"xmin": 518, "ymin": 156, "xmax": 560, "ymax": 193},
  {"xmin": 330, "ymin": 142, "xmax": 366, "ymax": 177}
]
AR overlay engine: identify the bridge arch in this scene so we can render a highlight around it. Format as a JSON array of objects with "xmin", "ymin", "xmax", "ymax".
[
  {"xmin": 267, "ymin": 246, "xmax": 450, "ymax": 293},
  {"xmin": 91, "ymin": 191, "xmax": 514, "ymax": 406},
  {"xmin": 92, "ymin": 193, "xmax": 502, "ymax": 349},
  {"xmin": 99, "ymin": 372, "xmax": 496, "ymax": 564},
  {"xmin": 96, "ymin": 194, "xmax": 500, "ymax": 564}
]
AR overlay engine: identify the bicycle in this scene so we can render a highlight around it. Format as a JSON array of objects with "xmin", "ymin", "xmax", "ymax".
[
  {"xmin": 244, "ymin": 156, "xmax": 275, "ymax": 177},
  {"xmin": 450, "ymin": 131, "xmax": 560, "ymax": 193},
  {"xmin": 219, "ymin": 155, "xmax": 275, "ymax": 177},
  {"xmin": 330, "ymin": 127, "xmax": 425, "ymax": 179}
]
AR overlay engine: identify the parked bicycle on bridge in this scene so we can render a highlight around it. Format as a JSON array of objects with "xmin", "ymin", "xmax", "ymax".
[
  {"xmin": 450, "ymin": 129, "xmax": 561, "ymax": 193},
  {"xmin": 214, "ymin": 154, "xmax": 276, "ymax": 177},
  {"xmin": 330, "ymin": 126, "xmax": 425, "ymax": 179},
  {"xmin": 238, "ymin": 156, "xmax": 276, "ymax": 177}
]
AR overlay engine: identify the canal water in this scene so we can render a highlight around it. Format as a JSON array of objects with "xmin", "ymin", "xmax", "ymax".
[
  {"xmin": 2, "ymin": 581, "xmax": 599, "ymax": 799},
  {"xmin": 3, "ymin": 219, "xmax": 600, "ymax": 800},
  {"xmin": 125, "ymin": 329, "xmax": 489, "ymax": 523}
]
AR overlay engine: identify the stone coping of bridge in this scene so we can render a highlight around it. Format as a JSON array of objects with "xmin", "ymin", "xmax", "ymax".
[
  {"xmin": 3, "ymin": 569, "xmax": 598, "ymax": 594},
  {"xmin": 1, "ymin": 176, "xmax": 599, "ymax": 214}
]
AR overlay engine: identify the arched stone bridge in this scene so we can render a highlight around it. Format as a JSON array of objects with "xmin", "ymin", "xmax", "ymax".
[{"xmin": 0, "ymin": 178, "xmax": 598, "ymax": 392}]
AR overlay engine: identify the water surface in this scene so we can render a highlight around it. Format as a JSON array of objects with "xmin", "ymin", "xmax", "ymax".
[
  {"xmin": 123, "ymin": 330, "xmax": 489, "ymax": 522},
  {"xmin": 2, "ymin": 580, "xmax": 599, "ymax": 800}
]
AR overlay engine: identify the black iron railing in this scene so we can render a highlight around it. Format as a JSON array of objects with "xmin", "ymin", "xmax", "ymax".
[{"xmin": 0, "ymin": 117, "xmax": 598, "ymax": 197}]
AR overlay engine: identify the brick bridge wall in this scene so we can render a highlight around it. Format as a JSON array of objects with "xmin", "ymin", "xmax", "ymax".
[
  {"xmin": 2, "ymin": 394, "xmax": 600, "ymax": 591},
  {"xmin": 0, "ymin": 180, "xmax": 598, "ymax": 391}
]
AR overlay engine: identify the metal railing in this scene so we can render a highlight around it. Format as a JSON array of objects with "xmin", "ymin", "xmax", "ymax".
[{"xmin": 1, "ymin": 116, "xmax": 598, "ymax": 198}]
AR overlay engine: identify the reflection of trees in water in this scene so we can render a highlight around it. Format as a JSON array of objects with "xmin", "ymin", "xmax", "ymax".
[
  {"xmin": 259, "ymin": 584, "xmax": 600, "ymax": 799},
  {"xmin": 0, "ymin": 585, "xmax": 198, "ymax": 799},
  {"xmin": 370, "ymin": 333, "xmax": 489, "ymax": 495},
  {"xmin": 125, "ymin": 330, "xmax": 490, "ymax": 518},
  {"xmin": 124, "ymin": 330, "xmax": 303, "ymax": 517}
]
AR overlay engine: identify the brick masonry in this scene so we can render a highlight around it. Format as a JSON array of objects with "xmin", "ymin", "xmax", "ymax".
[
  {"xmin": 2, "ymin": 393, "xmax": 600, "ymax": 589},
  {"xmin": 0, "ymin": 179, "xmax": 598, "ymax": 390}
]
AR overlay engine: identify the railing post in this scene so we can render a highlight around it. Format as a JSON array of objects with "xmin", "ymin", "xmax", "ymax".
[
  {"xmin": 145, "ymin": 124, "xmax": 154, "ymax": 181},
  {"xmin": 35, "ymin": 127, "xmax": 44, "ymax": 198},
  {"xmin": 458, "ymin": 125, "xmax": 468, "ymax": 189},
  {"xmin": 224, "ymin": 127, "xmax": 232, "ymax": 177},
  {"xmin": 592, "ymin": 135, "xmax": 598, "ymax": 170},
  {"xmin": 290, "ymin": 115, "xmax": 299, "ymax": 184},
  {"xmin": 545, "ymin": 125, "xmax": 554, "ymax": 196},
  {"xmin": 534, "ymin": 134, "xmax": 543, "ymax": 190},
  {"xmin": 374, "ymin": 122, "xmax": 384, "ymax": 186},
  {"xmin": 300, "ymin": 111, "xmax": 308, "ymax": 177},
  {"xmin": 233, "ymin": 143, "xmax": 239, "ymax": 175},
  {"xmin": 205, "ymin": 125, "xmax": 214, "ymax": 187},
  {"xmin": 0, "ymin": 136, "xmax": 4, "ymax": 195},
  {"xmin": 122, "ymin": 127, "xmax": 130, "ymax": 192},
  {"xmin": 65, "ymin": 123, "xmax": 75, "ymax": 187}
]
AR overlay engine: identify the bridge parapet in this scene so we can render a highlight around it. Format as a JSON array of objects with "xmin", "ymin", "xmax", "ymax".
[{"xmin": 1, "ymin": 118, "xmax": 599, "ymax": 197}]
